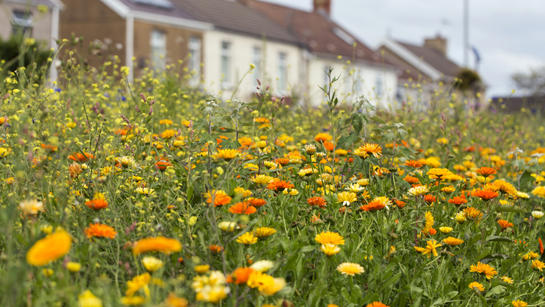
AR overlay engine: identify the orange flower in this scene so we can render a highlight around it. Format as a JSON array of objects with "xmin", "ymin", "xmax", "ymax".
[
  {"xmin": 155, "ymin": 159, "xmax": 172, "ymax": 171},
  {"xmin": 85, "ymin": 199, "xmax": 108, "ymax": 210},
  {"xmin": 206, "ymin": 190, "xmax": 232, "ymax": 207},
  {"xmin": 275, "ymin": 158, "xmax": 290, "ymax": 166},
  {"xmin": 354, "ymin": 143, "xmax": 382, "ymax": 158},
  {"xmin": 403, "ymin": 175, "xmax": 420, "ymax": 184},
  {"xmin": 307, "ymin": 196, "xmax": 327, "ymax": 208},
  {"xmin": 323, "ymin": 141, "xmax": 335, "ymax": 151},
  {"xmin": 359, "ymin": 200, "xmax": 386, "ymax": 212},
  {"xmin": 366, "ymin": 302, "xmax": 390, "ymax": 307},
  {"xmin": 227, "ymin": 267, "xmax": 255, "ymax": 284},
  {"xmin": 476, "ymin": 167, "xmax": 496, "ymax": 176},
  {"xmin": 539, "ymin": 238, "xmax": 544, "ymax": 255},
  {"xmin": 472, "ymin": 189, "xmax": 499, "ymax": 200},
  {"xmin": 246, "ymin": 197, "xmax": 267, "ymax": 207},
  {"xmin": 448, "ymin": 196, "xmax": 467, "ymax": 205},
  {"xmin": 405, "ymin": 160, "xmax": 425, "ymax": 168},
  {"xmin": 228, "ymin": 202, "xmax": 257, "ymax": 215},
  {"xmin": 497, "ymin": 219, "xmax": 513, "ymax": 229},
  {"xmin": 133, "ymin": 237, "xmax": 182, "ymax": 255},
  {"xmin": 314, "ymin": 133, "xmax": 332, "ymax": 143},
  {"xmin": 209, "ymin": 245, "xmax": 223, "ymax": 253},
  {"xmin": 394, "ymin": 199, "xmax": 406, "ymax": 208},
  {"xmin": 266, "ymin": 179, "xmax": 294, "ymax": 192},
  {"xmin": 68, "ymin": 152, "xmax": 94, "ymax": 162},
  {"xmin": 41, "ymin": 143, "xmax": 58, "ymax": 152},
  {"xmin": 26, "ymin": 229, "xmax": 71, "ymax": 266},
  {"xmin": 85, "ymin": 223, "xmax": 117, "ymax": 239},
  {"xmin": 424, "ymin": 194, "xmax": 436, "ymax": 203}
]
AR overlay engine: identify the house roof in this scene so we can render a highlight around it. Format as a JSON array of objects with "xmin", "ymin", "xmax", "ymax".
[
  {"xmin": 241, "ymin": 0, "xmax": 386, "ymax": 66},
  {"xmin": 395, "ymin": 40, "xmax": 461, "ymax": 78},
  {"xmin": 117, "ymin": 0, "xmax": 300, "ymax": 45}
]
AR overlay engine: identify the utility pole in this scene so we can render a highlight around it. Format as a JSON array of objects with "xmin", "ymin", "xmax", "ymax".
[{"xmin": 463, "ymin": 0, "xmax": 469, "ymax": 67}]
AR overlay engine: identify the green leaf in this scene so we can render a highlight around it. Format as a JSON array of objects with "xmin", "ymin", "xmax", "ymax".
[
  {"xmin": 484, "ymin": 285, "xmax": 506, "ymax": 298},
  {"xmin": 486, "ymin": 236, "xmax": 514, "ymax": 243}
]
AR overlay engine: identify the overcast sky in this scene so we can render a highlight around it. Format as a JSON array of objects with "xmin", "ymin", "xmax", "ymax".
[{"xmin": 266, "ymin": 0, "xmax": 545, "ymax": 97}]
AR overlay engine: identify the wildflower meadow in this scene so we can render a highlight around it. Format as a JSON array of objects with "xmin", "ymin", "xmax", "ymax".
[{"xmin": 1, "ymin": 59, "xmax": 545, "ymax": 307}]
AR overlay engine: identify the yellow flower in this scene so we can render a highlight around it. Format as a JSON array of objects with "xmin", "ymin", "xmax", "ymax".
[
  {"xmin": 142, "ymin": 256, "xmax": 164, "ymax": 272},
  {"xmin": 532, "ymin": 259, "xmax": 545, "ymax": 271},
  {"xmin": 125, "ymin": 273, "xmax": 151, "ymax": 297},
  {"xmin": 470, "ymin": 262, "xmax": 497, "ymax": 279},
  {"xmin": 165, "ymin": 293, "xmax": 188, "ymax": 307},
  {"xmin": 254, "ymin": 227, "xmax": 276, "ymax": 238},
  {"xmin": 66, "ymin": 261, "xmax": 82, "ymax": 272},
  {"xmin": 408, "ymin": 185, "xmax": 429, "ymax": 196},
  {"xmin": 512, "ymin": 300, "xmax": 528, "ymax": 307},
  {"xmin": 26, "ymin": 229, "xmax": 71, "ymax": 266},
  {"xmin": 236, "ymin": 232, "xmax": 258, "ymax": 245},
  {"xmin": 442, "ymin": 237, "xmax": 464, "ymax": 246},
  {"xmin": 195, "ymin": 264, "xmax": 211, "ymax": 274},
  {"xmin": 250, "ymin": 260, "xmax": 274, "ymax": 272},
  {"xmin": 439, "ymin": 227, "xmax": 453, "ymax": 233},
  {"xmin": 213, "ymin": 149, "xmax": 239, "ymax": 160},
  {"xmin": 133, "ymin": 237, "xmax": 182, "ymax": 255},
  {"xmin": 414, "ymin": 239, "xmax": 442, "ymax": 258},
  {"xmin": 336, "ymin": 262, "xmax": 364, "ymax": 276},
  {"xmin": 121, "ymin": 296, "xmax": 146, "ymax": 305},
  {"xmin": 218, "ymin": 221, "xmax": 237, "ymax": 232},
  {"xmin": 522, "ymin": 251, "xmax": 539, "ymax": 261},
  {"xmin": 320, "ymin": 244, "xmax": 340, "ymax": 256},
  {"xmin": 192, "ymin": 271, "xmax": 229, "ymax": 303},
  {"xmin": 354, "ymin": 143, "xmax": 382, "ymax": 158},
  {"xmin": 252, "ymin": 175, "xmax": 274, "ymax": 185},
  {"xmin": 501, "ymin": 276, "xmax": 513, "ymax": 284},
  {"xmin": 315, "ymin": 231, "xmax": 345, "ymax": 245},
  {"xmin": 337, "ymin": 191, "xmax": 357, "ymax": 205},
  {"xmin": 247, "ymin": 271, "xmax": 286, "ymax": 295},
  {"xmin": 531, "ymin": 186, "xmax": 545, "ymax": 198},
  {"xmin": 468, "ymin": 281, "xmax": 484, "ymax": 292},
  {"xmin": 78, "ymin": 290, "xmax": 103, "ymax": 307}
]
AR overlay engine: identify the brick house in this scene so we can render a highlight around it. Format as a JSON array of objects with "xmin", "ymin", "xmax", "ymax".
[{"xmin": 240, "ymin": 0, "xmax": 398, "ymax": 107}]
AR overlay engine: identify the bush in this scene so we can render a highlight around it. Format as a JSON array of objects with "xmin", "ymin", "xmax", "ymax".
[{"xmin": 0, "ymin": 34, "xmax": 52, "ymax": 80}]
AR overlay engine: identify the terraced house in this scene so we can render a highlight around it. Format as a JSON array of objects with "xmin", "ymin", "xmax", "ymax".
[{"xmin": 59, "ymin": 0, "xmax": 398, "ymax": 106}]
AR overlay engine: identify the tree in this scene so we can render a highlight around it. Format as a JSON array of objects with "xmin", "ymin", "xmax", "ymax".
[{"xmin": 511, "ymin": 66, "xmax": 545, "ymax": 96}]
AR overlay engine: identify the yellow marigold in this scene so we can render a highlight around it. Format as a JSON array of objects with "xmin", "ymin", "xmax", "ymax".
[
  {"xmin": 532, "ymin": 259, "xmax": 545, "ymax": 271},
  {"xmin": 252, "ymin": 175, "xmax": 274, "ymax": 185},
  {"xmin": 195, "ymin": 265, "xmax": 210, "ymax": 274},
  {"xmin": 408, "ymin": 185, "xmax": 428, "ymax": 196},
  {"xmin": 26, "ymin": 229, "xmax": 71, "ymax": 266},
  {"xmin": 463, "ymin": 207, "xmax": 483, "ymax": 221},
  {"xmin": 85, "ymin": 223, "xmax": 117, "ymax": 239},
  {"xmin": 315, "ymin": 231, "xmax": 345, "ymax": 245},
  {"xmin": 165, "ymin": 293, "xmax": 188, "ymax": 307},
  {"xmin": 337, "ymin": 191, "xmax": 357, "ymax": 205},
  {"xmin": 439, "ymin": 227, "xmax": 453, "ymax": 233},
  {"xmin": 19, "ymin": 199, "xmax": 44, "ymax": 216},
  {"xmin": 142, "ymin": 256, "xmax": 163, "ymax": 272},
  {"xmin": 160, "ymin": 129, "xmax": 177, "ymax": 139},
  {"xmin": 422, "ymin": 211, "xmax": 434, "ymax": 234},
  {"xmin": 522, "ymin": 251, "xmax": 539, "ymax": 261},
  {"xmin": 132, "ymin": 237, "xmax": 182, "ymax": 255},
  {"xmin": 78, "ymin": 290, "xmax": 103, "ymax": 307},
  {"xmin": 470, "ymin": 262, "xmax": 497, "ymax": 279},
  {"xmin": 354, "ymin": 143, "xmax": 382, "ymax": 158},
  {"xmin": 125, "ymin": 273, "xmax": 151, "ymax": 297},
  {"xmin": 213, "ymin": 149, "xmax": 239, "ymax": 160},
  {"xmin": 314, "ymin": 133, "xmax": 332, "ymax": 142},
  {"xmin": 531, "ymin": 186, "xmax": 545, "ymax": 198},
  {"xmin": 236, "ymin": 232, "xmax": 258, "ymax": 245},
  {"xmin": 512, "ymin": 300, "xmax": 528, "ymax": 307},
  {"xmin": 247, "ymin": 271, "xmax": 286, "ymax": 295},
  {"xmin": 367, "ymin": 302, "xmax": 390, "ymax": 307},
  {"xmin": 468, "ymin": 281, "xmax": 484, "ymax": 292},
  {"xmin": 320, "ymin": 244, "xmax": 340, "ymax": 256},
  {"xmin": 254, "ymin": 227, "xmax": 276, "ymax": 238},
  {"xmin": 501, "ymin": 276, "xmax": 514, "ymax": 284},
  {"xmin": 336, "ymin": 262, "xmax": 364, "ymax": 276},
  {"xmin": 442, "ymin": 237, "xmax": 464, "ymax": 246}
]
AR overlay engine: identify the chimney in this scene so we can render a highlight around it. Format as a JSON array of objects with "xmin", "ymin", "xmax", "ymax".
[
  {"xmin": 424, "ymin": 34, "xmax": 447, "ymax": 56},
  {"xmin": 313, "ymin": 0, "xmax": 331, "ymax": 17}
]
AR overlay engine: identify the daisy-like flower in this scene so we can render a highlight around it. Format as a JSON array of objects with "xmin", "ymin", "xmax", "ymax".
[
  {"xmin": 468, "ymin": 281, "xmax": 485, "ymax": 292},
  {"xmin": 531, "ymin": 186, "xmax": 545, "ymax": 198},
  {"xmin": 19, "ymin": 199, "xmax": 44, "ymax": 216},
  {"xmin": 337, "ymin": 191, "xmax": 357, "ymax": 206},
  {"xmin": 132, "ymin": 237, "xmax": 182, "ymax": 255},
  {"xmin": 476, "ymin": 167, "xmax": 496, "ymax": 176},
  {"xmin": 236, "ymin": 232, "xmax": 258, "ymax": 245},
  {"xmin": 85, "ymin": 223, "xmax": 117, "ymax": 239},
  {"xmin": 501, "ymin": 276, "xmax": 513, "ymax": 284},
  {"xmin": 213, "ymin": 149, "xmax": 239, "ymax": 160},
  {"xmin": 307, "ymin": 196, "xmax": 327, "ymax": 208},
  {"xmin": 250, "ymin": 260, "xmax": 274, "ymax": 272},
  {"xmin": 336, "ymin": 262, "xmax": 364, "ymax": 276},
  {"xmin": 366, "ymin": 302, "xmax": 390, "ymax": 307},
  {"xmin": 512, "ymin": 300, "xmax": 528, "ymax": 307},
  {"xmin": 531, "ymin": 259, "xmax": 545, "ymax": 271},
  {"xmin": 320, "ymin": 244, "xmax": 340, "ymax": 256},
  {"xmin": 472, "ymin": 189, "xmax": 499, "ymax": 200},
  {"xmin": 354, "ymin": 143, "xmax": 382, "ymax": 158},
  {"xmin": 469, "ymin": 262, "xmax": 497, "ymax": 279},
  {"xmin": 408, "ymin": 185, "xmax": 428, "ymax": 196},
  {"xmin": 315, "ymin": 231, "xmax": 345, "ymax": 245},
  {"xmin": 254, "ymin": 227, "xmax": 276, "ymax": 238},
  {"xmin": 414, "ymin": 239, "xmax": 442, "ymax": 258},
  {"xmin": 442, "ymin": 237, "xmax": 464, "ymax": 246}
]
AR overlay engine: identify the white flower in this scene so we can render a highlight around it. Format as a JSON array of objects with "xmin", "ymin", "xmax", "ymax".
[
  {"xmin": 250, "ymin": 260, "xmax": 274, "ymax": 272},
  {"xmin": 532, "ymin": 211, "xmax": 544, "ymax": 219}
]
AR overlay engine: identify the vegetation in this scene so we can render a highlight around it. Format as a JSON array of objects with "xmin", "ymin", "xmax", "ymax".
[{"xmin": 0, "ymin": 53, "xmax": 544, "ymax": 307}]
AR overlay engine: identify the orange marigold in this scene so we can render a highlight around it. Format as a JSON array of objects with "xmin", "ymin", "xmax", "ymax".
[
  {"xmin": 354, "ymin": 143, "xmax": 382, "ymax": 158},
  {"xmin": 307, "ymin": 196, "xmax": 327, "ymax": 208},
  {"xmin": 476, "ymin": 167, "xmax": 497, "ymax": 176},
  {"xmin": 405, "ymin": 160, "xmax": 425, "ymax": 168},
  {"xmin": 448, "ymin": 196, "xmax": 467, "ymax": 205},
  {"xmin": 155, "ymin": 160, "xmax": 172, "ymax": 171},
  {"xmin": 359, "ymin": 200, "xmax": 386, "ymax": 212},
  {"xmin": 424, "ymin": 194, "xmax": 436, "ymax": 203},
  {"xmin": 266, "ymin": 179, "xmax": 294, "ymax": 192},
  {"xmin": 26, "ymin": 229, "xmax": 71, "ymax": 266},
  {"xmin": 403, "ymin": 175, "xmax": 420, "ymax": 184},
  {"xmin": 209, "ymin": 244, "xmax": 223, "ymax": 253},
  {"xmin": 85, "ymin": 223, "xmax": 117, "ymax": 239},
  {"xmin": 133, "ymin": 237, "xmax": 182, "ymax": 255},
  {"xmin": 206, "ymin": 190, "xmax": 232, "ymax": 207},
  {"xmin": 497, "ymin": 219, "xmax": 513, "ymax": 229},
  {"xmin": 472, "ymin": 189, "xmax": 499, "ymax": 200},
  {"xmin": 68, "ymin": 152, "xmax": 94, "ymax": 162},
  {"xmin": 85, "ymin": 199, "xmax": 108, "ymax": 210},
  {"xmin": 228, "ymin": 202, "xmax": 257, "ymax": 215},
  {"xmin": 366, "ymin": 302, "xmax": 390, "ymax": 307},
  {"xmin": 246, "ymin": 197, "xmax": 267, "ymax": 207},
  {"xmin": 227, "ymin": 267, "xmax": 255, "ymax": 284}
]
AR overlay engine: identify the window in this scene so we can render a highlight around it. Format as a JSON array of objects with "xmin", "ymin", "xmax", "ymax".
[
  {"xmin": 277, "ymin": 52, "xmax": 288, "ymax": 93},
  {"xmin": 150, "ymin": 29, "xmax": 166, "ymax": 70},
  {"xmin": 188, "ymin": 36, "xmax": 201, "ymax": 86},
  {"xmin": 221, "ymin": 41, "xmax": 232, "ymax": 88},
  {"xmin": 253, "ymin": 46, "xmax": 262, "ymax": 88},
  {"xmin": 11, "ymin": 10, "xmax": 33, "ymax": 37},
  {"xmin": 375, "ymin": 75, "xmax": 384, "ymax": 97}
]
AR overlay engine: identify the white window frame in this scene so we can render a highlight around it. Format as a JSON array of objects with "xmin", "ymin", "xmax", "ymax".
[
  {"xmin": 150, "ymin": 29, "xmax": 166, "ymax": 70},
  {"xmin": 221, "ymin": 41, "xmax": 232, "ymax": 89},
  {"xmin": 188, "ymin": 36, "xmax": 202, "ymax": 86},
  {"xmin": 277, "ymin": 51, "xmax": 288, "ymax": 94}
]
